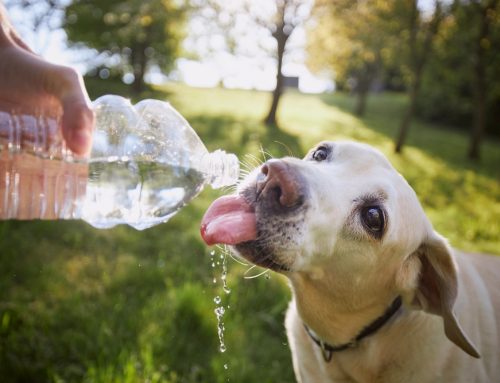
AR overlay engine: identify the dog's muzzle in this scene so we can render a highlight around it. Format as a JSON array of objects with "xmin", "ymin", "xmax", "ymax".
[
  {"xmin": 200, "ymin": 159, "xmax": 307, "ymax": 255},
  {"xmin": 254, "ymin": 159, "xmax": 306, "ymax": 213}
]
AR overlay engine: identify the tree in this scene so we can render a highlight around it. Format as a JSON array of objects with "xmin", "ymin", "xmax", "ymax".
[
  {"xmin": 64, "ymin": 0, "xmax": 188, "ymax": 94},
  {"xmin": 467, "ymin": 0, "xmax": 499, "ymax": 160},
  {"xmin": 263, "ymin": 0, "xmax": 308, "ymax": 127},
  {"xmin": 414, "ymin": 0, "xmax": 500, "ymax": 159},
  {"xmin": 308, "ymin": 0, "xmax": 395, "ymax": 116},
  {"xmin": 394, "ymin": 0, "xmax": 444, "ymax": 153},
  {"xmin": 190, "ymin": 0, "xmax": 311, "ymax": 128}
]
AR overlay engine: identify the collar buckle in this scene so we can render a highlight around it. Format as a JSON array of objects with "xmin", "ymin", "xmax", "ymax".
[{"xmin": 319, "ymin": 341, "xmax": 333, "ymax": 362}]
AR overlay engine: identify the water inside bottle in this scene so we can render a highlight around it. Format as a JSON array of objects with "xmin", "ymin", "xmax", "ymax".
[
  {"xmin": 0, "ymin": 151, "xmax": 87, "ymax": 220},
  {"xmin": 0, "ymin": 151, "xmax": 206, "ymax": 229},
  {"xmin": 83, "ymin": 157, "xmax": 206, "ymax": 230}
]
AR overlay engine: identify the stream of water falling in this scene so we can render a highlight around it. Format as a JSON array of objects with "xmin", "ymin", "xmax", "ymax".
[{"xmin": 210, "ymin": 249, "xmax": 231, "ymax": 375}]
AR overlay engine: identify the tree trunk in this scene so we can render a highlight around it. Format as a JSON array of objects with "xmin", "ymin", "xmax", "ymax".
[
  {"xmin": 395, "ymin": 75, "xmax": 420, "ymax": 153},
  {"xmin": 265, "ymin": 32, "xmax": 287, "ymax": 127},
  {"xmin": 132, "ymin": 44, "xmax": 147, "ymax": 94},
  {"xmin": 264, "ymin": 0, "xmax": 293, "ymax": 129},
  {"xmin": 132, "ymin": 70, "xmax": 145, "ymax": 94},
  {"xmin": 467, "ymin": 0, "xmax": 496, "ymax": 160},
  {"xmin": 354, "ymin": 73, "xmax": 372, "ymax": 117},
  {"xmin": 354, "ymin": 88, "xmax": 369, "ymax": 117},
  {"xmin": 469, "ymin": 90, "xmax": 485, "ymax": 160},
  {"xmin": 265, "ymin": 73, "xmax": 283, "ymax": 127},
  {"xmin": 394, "ymin": 0, "xmax": 442, "ymax": 154}
]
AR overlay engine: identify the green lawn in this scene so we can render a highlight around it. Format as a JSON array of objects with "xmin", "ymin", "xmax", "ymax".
[{"xmin": 1, "ymin": 83, "xmax": 499, "ymax": 383}]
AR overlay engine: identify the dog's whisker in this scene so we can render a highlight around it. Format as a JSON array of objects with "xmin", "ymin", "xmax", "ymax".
[
  {"xmin": 242, "ymin": 154, "xmax": 260, "ymax": 167},
  {"xmin": 216, "ymin": 244, "xmax": 250, "ymax": 266},
  {"xmin": 240, "ymin": 159, "xmax": 256, "ymax": 171},
  {"xmin": 258, "ymin": 145, "xmax": 274, "ymax": 162},
  {"xmin": 219, "ymin": 184, "xmax": 237, "ymax": 195},
  {"xmin": 238, "ymin": 167, "xmax": 251, "ymax": 175},
  {"xmin": 243, "ymin": 265, "xmax": 270, "ymax": 279},
  {"xmin": 239, "ymin": 165, "xmax": 253, "ymax": 175},
  {"xmin": 228, "ymin": 250, "xmax": 249, "ymax": 266},
  {"xmin": 272, "ymin": 141, "xmax": 296, "ymax": 157},
  {"xmin": 245, "ymin": 154, "xmax": 264, "ymax": 168},
  {"xmin": 243, "ymin": 264, "xmax": 257, "ymax": 276}
]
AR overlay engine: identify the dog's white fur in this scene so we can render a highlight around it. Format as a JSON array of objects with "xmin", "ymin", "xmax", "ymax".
[{"xmin": 238, "ymin": 142, "xmax": 500, "ymax": 383}]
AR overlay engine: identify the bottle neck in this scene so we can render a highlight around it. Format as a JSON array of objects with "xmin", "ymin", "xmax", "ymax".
[{"xmin": 199, "ymin": 150, "xmax": 239, "ymax": 189}]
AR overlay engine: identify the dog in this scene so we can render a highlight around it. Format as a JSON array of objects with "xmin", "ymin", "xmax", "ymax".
[{"xmin": 201, "ymin": 141, "xmax": 500, "ymax": 382}]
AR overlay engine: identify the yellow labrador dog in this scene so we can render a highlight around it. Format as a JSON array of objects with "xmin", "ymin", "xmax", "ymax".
[{"xmin": 201, "ymin": 141, "xmax": 500, "ymax": 383}]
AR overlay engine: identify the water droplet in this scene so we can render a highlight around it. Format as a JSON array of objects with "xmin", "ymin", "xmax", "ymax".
[
  {"xmin": 221, "ymin": 253, "xmax": 231, "ymax": 295},
  {"xmin": 265, "ymin": 273, "xmax": 271, "ymax": 280},
  {"xmin": 215, "ymin": 306, "xmax": 225, "ymax": 316},
  {"xmin": 213, "ymin": 277, "xmax": 217, "ymax": 284},
  {"xmin": 224, "ymin": 363, "xmax": 228, "ymax": 370},
  {"xmin": 210, "ymin": 250, "xmax": 215, "ymax": 256},
  {"xmin": 214, "ymin": 296, "xmax": 222, "ymax": 305},
  {"xmin": 211, "ymin": 262, "xmax": 215, "ymax": 268}
]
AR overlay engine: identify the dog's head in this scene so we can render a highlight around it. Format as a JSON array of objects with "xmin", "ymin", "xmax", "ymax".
[{"xmin": 201, "ymin": 141, "xmax": 479, "ymax": 357}]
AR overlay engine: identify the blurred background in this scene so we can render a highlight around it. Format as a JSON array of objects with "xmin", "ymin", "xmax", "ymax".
[{"xmin": 0, "ymin": 0, "xmax": 499, "ymax": 382}]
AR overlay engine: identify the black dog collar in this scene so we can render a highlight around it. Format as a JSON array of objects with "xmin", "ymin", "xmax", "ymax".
[{"xmin": 304, "ymin": 296, "xmax": 403, "ymax": 362}]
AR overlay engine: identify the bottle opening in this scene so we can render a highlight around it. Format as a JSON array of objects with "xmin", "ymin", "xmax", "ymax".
[{"xmin": 201, "ymin": 150, "xmax": 239, "ymax": 189}]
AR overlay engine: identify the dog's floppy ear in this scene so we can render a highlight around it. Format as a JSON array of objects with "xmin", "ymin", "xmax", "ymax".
[{"xmin": 412, "ymin": 233, "xmax": 480, "ymax": 358}]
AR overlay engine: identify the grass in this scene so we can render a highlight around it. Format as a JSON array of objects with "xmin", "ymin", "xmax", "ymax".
[{"xmin": 0, "ymin": 81, "xmax": 498, "ymax": 383}]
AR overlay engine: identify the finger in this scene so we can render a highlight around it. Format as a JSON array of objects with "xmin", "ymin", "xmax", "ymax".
[
  {"xmin": 9, "ymin": 28, "xmax": 36, "ymax": 54},
  {"xmin": 0, "ymin": 7, "xmax": 34, "ymax": 53},
  {"xmin": 53, "ymin": 67, "xmax": 95, "ymax": 157},
  {"xmin": 0, "ymin": 42, "xmax": 95, "ymax": 156},
  {"xmin": 62, "ymin": 96, "xmax": 94, "ymax": 157}
]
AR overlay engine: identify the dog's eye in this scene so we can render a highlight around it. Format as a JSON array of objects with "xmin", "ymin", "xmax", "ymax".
[
  {"xmin": 312, "ymin": 147, "xmax": 329, "ymax": 162},
  {"xmin": 361, "ymin": 206, "xmax": 385, "ymax": 237}
]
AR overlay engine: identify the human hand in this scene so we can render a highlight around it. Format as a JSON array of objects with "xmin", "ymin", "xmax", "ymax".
[{"xmin": 0, "ymin": 5, "xmax": 94, "ymax": 156}]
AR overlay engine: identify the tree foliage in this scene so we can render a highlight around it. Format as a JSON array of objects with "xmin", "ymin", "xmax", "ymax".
[
  {"xmin": 417, "ymin": 0, "xmax": 500, "ymax": 158},
  {"xmin": 64, "ymin": 0, "xmax": 188, "ymax": 93},
  {"xmin": 308, "ymin": 0, "xmax": 398, "ymax": 115},
  {"xmin": 308, "ymin": 0, "xmax": 499, "ymax": 158},
  {"xmin": 393, "ymin": 0, "xmax": 445, "ymax": 153}
]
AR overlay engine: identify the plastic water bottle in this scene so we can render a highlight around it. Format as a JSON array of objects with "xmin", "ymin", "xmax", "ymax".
[{"xmin": 0, "ymin": 95, "xmax": 239, "ymax": 230}]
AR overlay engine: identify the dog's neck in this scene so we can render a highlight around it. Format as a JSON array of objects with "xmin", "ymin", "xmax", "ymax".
[
  {"xmin": 303, "ymin": 296, "xmax": 402, "ymax": 361},
  {"xmin": 289, "ymin": 271, "xmax": 402, "ymax": 346}
]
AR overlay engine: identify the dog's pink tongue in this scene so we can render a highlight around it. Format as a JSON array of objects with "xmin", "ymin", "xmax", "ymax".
[{"xmin": 201, "ymin": 195, "xmax": 257, "ymax": 245}]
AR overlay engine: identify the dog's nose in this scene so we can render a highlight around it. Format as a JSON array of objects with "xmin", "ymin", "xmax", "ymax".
[{"xmin": 257, "ymin": 159, "xmax": 303, "ymax": 208}]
